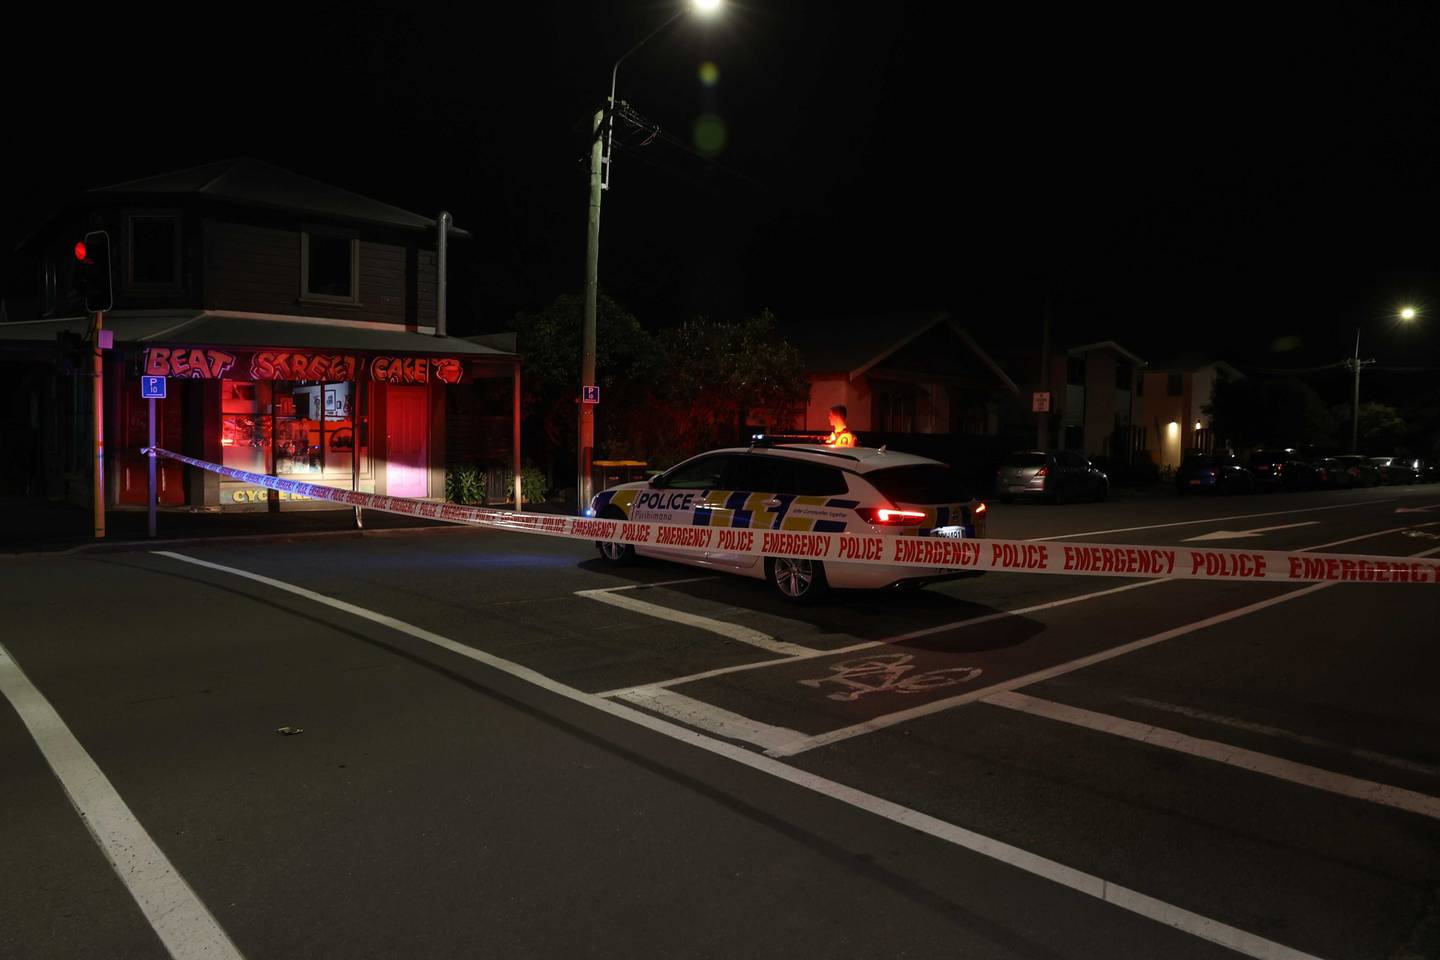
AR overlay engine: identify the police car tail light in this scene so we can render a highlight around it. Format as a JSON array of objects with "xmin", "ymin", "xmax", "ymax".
[{"xmin": 856, "ymin": 507, "xmax": 927, "ymax": 526}]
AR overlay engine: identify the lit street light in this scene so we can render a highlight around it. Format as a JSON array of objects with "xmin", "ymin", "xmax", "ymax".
[
  {"xmin": 1348, "ymin": 306, "xmax": 1419, "ymax": 452},
  {"xmin": 577, "ymin": 0, "xmax": 723, "ymax": 510}
]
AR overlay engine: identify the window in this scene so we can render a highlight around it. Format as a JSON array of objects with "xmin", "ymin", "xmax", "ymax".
[
  {"xmin": 221, "ymin": 379, "xmax": 368, "ymax": 479},
  {"xmin": 786, "ymin": 462, "xmax": 848, "ymax": 496},
  {"xmin": 1167, "ymin": 373, "xmax": 1183, "ymax": 397},
  {"xmin": 875, "ymin": 392, "xmax": 917, "ymax": 432},
  {"xmin": 301, "ymin": 232, "xmax": 358, "ymax": 302},
  {"xmin": 866, "ymin": 465, "xmax": 970, "ymax": 503},
  {"xmin": 128, "ymin": 215, "xmax": 180, "ymax": 286},
  {"xmin": 1066, "ymin": 356, "xmax": 1086, "ymax": 386},
  {"xmin": 661, "ymin": 455, "xmax": 733, "ymax": 489}
]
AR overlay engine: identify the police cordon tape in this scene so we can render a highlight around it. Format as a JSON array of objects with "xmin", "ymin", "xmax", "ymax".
[{"xmin": 145, "ymin": 447, "xmax": 1440, "ymax": 585}]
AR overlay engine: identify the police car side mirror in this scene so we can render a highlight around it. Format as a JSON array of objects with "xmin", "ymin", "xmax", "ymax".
[{"xmin": 650, "ymin": 474, "xmax": 668, "ymax": 489}]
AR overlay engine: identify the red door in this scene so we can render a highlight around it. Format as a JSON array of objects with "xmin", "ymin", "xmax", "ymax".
[
  {"xmin": 386, "ymin": 386, "xmax": 428, "ymax": 498},
  {"xmin": 120, "ymin": 388, "xmax": 184, "ymax": 505}
]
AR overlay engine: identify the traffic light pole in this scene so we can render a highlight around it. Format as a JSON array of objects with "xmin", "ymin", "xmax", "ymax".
[{"xmin": 93, "ymin": 309, "xmax": 105, "ymax": 539}]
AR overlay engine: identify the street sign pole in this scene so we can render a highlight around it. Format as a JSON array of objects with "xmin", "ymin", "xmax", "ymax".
[{"xmin": 148, "ymin": 397, "xmax": 157, "ymax": 538}]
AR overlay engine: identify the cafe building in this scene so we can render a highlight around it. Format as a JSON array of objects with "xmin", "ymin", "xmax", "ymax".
[{"xmin": 0, "ymin": 158, "xmax": 520, "ymax": 511}]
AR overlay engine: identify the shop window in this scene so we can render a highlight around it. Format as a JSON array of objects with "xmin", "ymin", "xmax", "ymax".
[
  {"xmin": 128, "ymin": 214, "xmax": 180, "ymax": 287},
  {"xmin": 301, "ymin": 232, "xmax": 358, "ymax": 303},
  {"xmin": 222, "ymin": 381, "xmax": 272, "ymax": 474},
  {"xmin": 221, "ymin": 379, "xmax": 368, "ymax": 479}
]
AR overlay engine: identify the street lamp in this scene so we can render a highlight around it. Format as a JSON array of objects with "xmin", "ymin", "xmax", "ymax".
[
  {"xmin": 577, "ymin": 0, "xmax": 723, "ymax": 511},
  {"xmin": 1348, "ymin": 306, "xmax": 1419, "ymax": 453}
]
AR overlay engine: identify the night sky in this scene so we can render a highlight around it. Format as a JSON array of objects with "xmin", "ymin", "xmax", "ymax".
[{"xmin": 7, "ymin": 1, "xmax": 1440, "ymax": 380}]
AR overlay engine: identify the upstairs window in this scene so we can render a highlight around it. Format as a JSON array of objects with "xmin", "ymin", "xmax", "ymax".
[
  {"xmin": 128, "ymin": 214, "xmax": 180, "ymax": 287},
  {"xmin": 301, "ymin": 231, "xmax": 358, "ymax": 303},
  {"xmin": 1167, "ymin": 373, "xmax": 1183, "ymax": 397}
]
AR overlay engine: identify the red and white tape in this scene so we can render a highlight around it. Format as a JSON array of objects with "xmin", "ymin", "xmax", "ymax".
[{"xmin": 145, "ymin": 447, "xmax": 1440, "ymax": 585}]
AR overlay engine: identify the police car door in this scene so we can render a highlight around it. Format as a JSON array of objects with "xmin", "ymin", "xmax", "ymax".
[
  {"xmin": 695, "ymin": 454, "xmax": 783, "ymax": 570},
  {"xmin": 638, "ymin": 453, "xmax": 734, "ymax": 565}
]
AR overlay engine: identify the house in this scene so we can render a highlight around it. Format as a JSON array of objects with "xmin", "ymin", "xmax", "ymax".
[
  {"xmin": 780, "ymin": 309, "xmax": 1020, "ymax": 437},
  {"xmin": 997, "ymin": 339, "xmax": 1148, "ymax": 461},
  {"xmin": 0, "ymin": 158, "xmax": 520, "ymax": 512},
  {"xmin": 1132, "ymin": 357, "xmax": 1243, "ymax": 469}
]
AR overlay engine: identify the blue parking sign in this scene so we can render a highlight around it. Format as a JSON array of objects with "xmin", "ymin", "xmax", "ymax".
[
  {"xmin": 141, "ymin": 376, "xmax": 167, "ymax": 400},
  {"xmin": 582, "ymin": 385, "xmax": 600, "ymax": 404}
]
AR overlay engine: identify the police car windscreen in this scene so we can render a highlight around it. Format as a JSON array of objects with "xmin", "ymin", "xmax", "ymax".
[{"xmin": 866, "ymin": 465, "xmax": 971, "ymax": 504}]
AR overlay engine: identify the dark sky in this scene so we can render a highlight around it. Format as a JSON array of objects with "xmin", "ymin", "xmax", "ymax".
[{"xmin": 6, "ymin": 1, "xmax": 1440, "ymax": 378}]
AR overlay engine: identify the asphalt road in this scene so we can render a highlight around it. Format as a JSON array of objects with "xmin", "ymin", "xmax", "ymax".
[{"xmin": 4, "ymin": 483, "xmax": 1440, "ymax": 959}]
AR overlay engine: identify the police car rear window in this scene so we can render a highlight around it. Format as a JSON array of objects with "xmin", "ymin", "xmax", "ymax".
[{"xmin": 866, "ymin": 465, "xmax": 970, "ymax": 504}]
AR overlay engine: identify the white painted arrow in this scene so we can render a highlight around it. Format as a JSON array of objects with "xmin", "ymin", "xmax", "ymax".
[
  {"xmin": 1395, "ymin": 504, "xmax": 1440, "ymax": 514},
  {"xmin": 1182, "ymin": 521, "xmax": 1319, "ymax": 542}
]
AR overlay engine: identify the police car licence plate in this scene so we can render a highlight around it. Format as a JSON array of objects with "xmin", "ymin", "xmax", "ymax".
[{"xmin": 931, "ymin": 525, "xmax": 967, "ymax": 539}]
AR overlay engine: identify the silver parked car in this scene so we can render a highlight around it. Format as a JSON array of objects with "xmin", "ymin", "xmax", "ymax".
[{"xmin": 995, "ymin": 451, "xmax": 1108, "ymax": 503}]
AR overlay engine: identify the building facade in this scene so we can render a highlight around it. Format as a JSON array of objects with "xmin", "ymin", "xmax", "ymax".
[{"xmin": 0, "ymin": 159, "xmax": 519, "ymax": 512}]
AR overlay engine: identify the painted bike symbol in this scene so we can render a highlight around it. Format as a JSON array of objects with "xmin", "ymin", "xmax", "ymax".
[{"xmin": 799, "ymin": 653, "xmax": 982, "ymax": 702}]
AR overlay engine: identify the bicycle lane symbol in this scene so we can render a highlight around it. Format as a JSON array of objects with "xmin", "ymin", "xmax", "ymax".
[{"xmin": 798, "ymin": 653, "xmax": 983, "ymax": 703}]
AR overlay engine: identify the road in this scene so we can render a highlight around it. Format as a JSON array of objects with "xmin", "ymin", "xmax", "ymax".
[{"xmin": 4, "ymin": 484, "xmax": 1440, "ymax": 959}]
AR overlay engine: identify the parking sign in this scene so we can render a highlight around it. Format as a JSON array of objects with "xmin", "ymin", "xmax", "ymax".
[
  {"xmin": 141, "ymin": 376, "xmax": 167, "ymax": 400},
  {"xmin": 582, "ymin": 385, "xmax": 600, "ymax": 404}
]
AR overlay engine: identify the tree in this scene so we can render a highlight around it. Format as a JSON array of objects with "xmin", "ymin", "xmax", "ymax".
[
  {"xmin": 1331, "ymin": 401, "xmax": 1406, "ymax": 454},
  {"xmin": 1206, "ymin": 375, "xmax": 1338, "ymax": 449}
]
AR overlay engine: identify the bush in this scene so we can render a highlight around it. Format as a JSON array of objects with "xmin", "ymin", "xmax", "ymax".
[
  {"xmin": 445, "ymin": 464, "xmax": 485, "ymax": 505},
  {"xmin": 497, "ymin": 465, "xmax": 549, "ymax": 505}
]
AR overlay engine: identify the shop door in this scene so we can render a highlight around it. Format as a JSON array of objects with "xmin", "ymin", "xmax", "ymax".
[
  {"xmin": 386, "ymin": 386, "xmax": 428, "ymax": 498},
  {"xmin": 120, "ymin": 389, "xmax": 184, "ymax": 506}
]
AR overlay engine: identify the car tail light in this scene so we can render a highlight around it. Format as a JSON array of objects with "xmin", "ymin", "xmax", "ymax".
[
  {"xmin": 855, "ymin": 506, "xmax": 928, "ymax": 526},
  {"xmin": 1035, "ymin": 465, "xmax": 1049, "ymax": 478}
]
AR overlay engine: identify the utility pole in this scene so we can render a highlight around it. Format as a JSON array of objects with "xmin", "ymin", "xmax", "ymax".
[
  {"xmin": 577, "ymin": 107, "xmax": 604, "ymax": 511},
  {"xmin": 1037, "ymin": 297, "xmax": 1051, "ymax": 450},
  {"xmin": 1347, "ymin": 328, "xmax": 1374, "ymax": 453},
  {"xmin": 93, "ymin": 309, "xmax": 105, "ymax": 539}
]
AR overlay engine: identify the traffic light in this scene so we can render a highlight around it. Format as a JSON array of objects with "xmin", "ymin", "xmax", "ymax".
[{"xmin": 72, "ymin": 230, "xmax": 113, "ymax": 313}]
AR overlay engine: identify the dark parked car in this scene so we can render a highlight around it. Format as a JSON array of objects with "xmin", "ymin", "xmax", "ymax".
[
  {"xmin": 1314, "ymin": 457, "xmax": 1357, "ymax": 489},
  {"xmin": 1371, "ymin": 456, "xmax": 1421, "ymax": 485},
  {"xmin": 1333, "ymin": 455, "xmax": 1381, "ymax": 487},
  {"xmin": 995, "ymin": 451, "xmax": 1108, "ymax": 502},
  {"xmin": 1246, "ymin": 448, "xmax": 1317, "ymax": 491},
  {"xmin": 1175, "ymin": 452, "xmax": 1253, "ymax": 494}
]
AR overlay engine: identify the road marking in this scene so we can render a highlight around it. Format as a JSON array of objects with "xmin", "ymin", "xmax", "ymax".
[
  {"xmin": 1121, "ymin": 696, "xmax": 1440, "ymax": 779},
  {"xmin": 1182, "ymin": 521, "xmax": 1318, "ymax": 542},
  {"xmin": 153, "ymin": 550, "xmax": 1323, "ymax": 960},
  {"xmin": 613, "ymin": 686, "xmax": 807, "ymax": 752},
  {"xmin": 595, "ymin": 579, "xmax": 1163, "ymax": 698},
  {"xmin": 1395, "ymin": 504, "xmax": 1440, "ymax": 514},
  {"xmin": 0, "ymin": 640, "xmax": 244, "ymax": 960},
  {"xmin": 983, "ymin": 691, "xmax": 1440, "ymax": 820},
  {"xmin": 799, "ymin": 654, "xmax": 983, "ymax": 702},
  {"xmin": 603, "ymin": 576, "xmax": 721, "ymax": 591},
  {"xmin": 1028, "ymin": 497, "xmax": 1394, "ymax": 541},
  {"xmin": 574, "ymin": 587, "xmax": 819, "ymax": 656},
  {"xmin": 766, "ymin": 539, "xmax": 1440, "ymax": 757}
]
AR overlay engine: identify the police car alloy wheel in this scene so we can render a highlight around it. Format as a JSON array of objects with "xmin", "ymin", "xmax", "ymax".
[
  {"xmin": 766, "ymin": 556, "xmax": 829, "ymax": 602},
  {"xmin": 594, "ymin": 508, "xmax": 635, "ymax": 564}
]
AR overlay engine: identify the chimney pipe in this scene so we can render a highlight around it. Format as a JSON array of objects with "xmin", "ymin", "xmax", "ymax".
[{"xmin": 436, "ymin": 211, "xmax": 451, "ymax": 338}]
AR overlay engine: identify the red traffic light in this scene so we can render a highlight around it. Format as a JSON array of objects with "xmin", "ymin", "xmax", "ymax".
[{"xmin": 74, "ymin": 241, "xmax": 88, "ymax": 262}]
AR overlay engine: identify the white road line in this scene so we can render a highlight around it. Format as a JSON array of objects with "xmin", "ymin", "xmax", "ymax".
[
  {"xmin": 574, "ymin": 587, "xmax": 819, "ymax": 656},
  {"xmin": 596, "ymin": 579, "xmax": 1162, "ymax": 699},
  {"xmin": 1181, "ymin": 521, "xmax": 1318, "ymax": 542},
  {"xmin": 767, "ymin": 539, "xmax": 1440, "ymax": 758},
  {"xmin": 600, "ymin": 576, "xmax": 720, "ymax": 591},
  {"xmin": 614, "ymin": 686, "xmax": 808, "ymax": 753},
  {"xmin": 764, "ymin": 582, "xmax": 1332, "ymax": 757},
  {"xmin": 0, "ymin": 640, "xmax": 244, "ymax": 960},
  {"xmin": 1028, "ymin": 497, "xmax": 1394, "ymax": 541},
  {"xmin": 983, "ymin": 691, "xmax": 1440, "ymax": 820},
  {"xmin": 1121, "ymin": 696, "xmax": 1440, "ymax": 779},
  {"xmin": 152, "ymin": 550, "xmax": 1322, "ymax": 960}
]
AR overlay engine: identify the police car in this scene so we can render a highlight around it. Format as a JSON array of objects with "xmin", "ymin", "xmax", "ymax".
[{"xmin": 588, "ymin": 443, "xmax": 988, "ymax": 602}]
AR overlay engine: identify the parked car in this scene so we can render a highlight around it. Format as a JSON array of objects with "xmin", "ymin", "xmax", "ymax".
[
  {"xmin": 1246, "ymin": 448, "xmax": 1317, "ymax": 491},
  {"xmin": 589, "ymin": 443, "xmax": 988, "ymax": 602},
  {"xmin": 1314, "ymin": 457, "xmax": 1357, "ymax": 489},
  {"xmin": 995, "ymin": 450, "xmax": 1108, "ymax": 502},
  {"xmin": 1333, "ymin": 455, "xmax": 1381, "ymax": 487},
  {"xmin": 1175, "ymin": 452, "xmax": 1253, "ymax": 494},
  {"xmin": 1371, "ymin": 456, "xmax": 1421, "ymax": 485}
]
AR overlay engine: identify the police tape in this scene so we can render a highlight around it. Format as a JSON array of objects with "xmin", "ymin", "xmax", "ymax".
[{"xmin": 145, "ymin": 447, "xmax": 1440, "ymax": 585}]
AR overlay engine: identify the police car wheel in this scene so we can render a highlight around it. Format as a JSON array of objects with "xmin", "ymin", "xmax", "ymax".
[
  {"xmin": 595, "ymin": 509, "xmax": 635, "ymax": 565},
  {"xmin": 766, "ymin": 556, "xmax": 829, "ymax": 603}
]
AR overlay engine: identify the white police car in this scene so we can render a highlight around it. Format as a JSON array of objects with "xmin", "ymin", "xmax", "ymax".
[{"xmin": 588, "ymin": 443, "xmax": 988, "ymax": 601}]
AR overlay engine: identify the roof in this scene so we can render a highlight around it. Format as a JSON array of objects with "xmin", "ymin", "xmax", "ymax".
[
  {"xmin": 0, "ymin": 310, "xmax": 513, "ymax": 357},
  {"xmin": 781, "ymin": 309, "xmax": 1019, "ymax": 394},
  {"xmin": 1066, "ymin": 340, "xmax": 1148, "ymax": 367},
  {"xmin": 85, "ymin": 158, "xmax": 469, "ymax": 237},
  {"xmin": 706, "ymin": 444, "xmax": 942, "ymax": 472}
]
